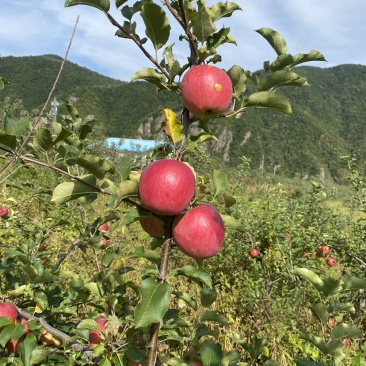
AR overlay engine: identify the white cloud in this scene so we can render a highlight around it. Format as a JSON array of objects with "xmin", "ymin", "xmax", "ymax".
[{"xmin": 1, "ymin": 0, "xmax": 365, "ymax": 80}]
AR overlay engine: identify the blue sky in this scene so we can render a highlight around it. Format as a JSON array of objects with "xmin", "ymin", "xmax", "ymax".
[{"xmin": 1, "ymin": 1, "xmax": 365, "ymax": 81}]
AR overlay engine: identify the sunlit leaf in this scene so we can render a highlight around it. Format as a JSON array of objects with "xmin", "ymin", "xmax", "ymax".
[
  {"xmin": 257, "ymin": 70, "xmax": 309, "ymax": 91},
  {"xmin": 330, "ymin": 323, "xmax": 362, "ymax": 341},
  {"xmin": 242, "ymin": 91, "xmax": 292, "ymax": 115},
  {"xmin": 161, "ymin": 109, "xmax": 184, "ymax": 144},
  {"xmin": 212, "ymin": 169, "xmax": 227, "ymax": 198},
  {"xmin": 64, "ymin": 0, "xmax": 110, "ymax": 12},
  {"xmin": 207, "ymin": 2, "xmax": 242, "ymax": 22},
  {"xmin": 131, "ymin": 68, "xmax": 167, "ymax": 88},
  {"xmin": 256, "ymin": 28, "xmax": 287, "ymax": 56},
  {"xmin": 227, "ymin": 65, "xmax": 247, "ymax": 98},
  {"xmin": 141, "ymin": 2, "xmax": 170, "ymax": 51},
  {"xmin": 294, "ymin": 268, "xmax": 324, "ymax": 294},
  {"xmin": 200, "ymin": 341, "xmax": 223, "ymax": 366},
  {"xmin": 221, "ymin": 214, "xmax": 245, "ymax": 232},
  {"xmin": 51, "ymin": 175, "xmax": 100, "ymax": 204},
  {"xmin": 191, "ymin": 7, "xmax": 216, "ymax": 43},
  {"xmin": 4, "ymin": 115, "xmax": 29, "ymax": 136},
  {"xmin": 134, "ymin": 277, "xmax": 172, "ymax": 328},
  {"xmin": 176, "ymin": 265, "xmax": 212, "ymax": 288}
]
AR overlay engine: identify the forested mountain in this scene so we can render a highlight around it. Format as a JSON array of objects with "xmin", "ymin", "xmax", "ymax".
[{"xmin": 1, "ymin": 55, "xmax": 366, "ymax": 179}]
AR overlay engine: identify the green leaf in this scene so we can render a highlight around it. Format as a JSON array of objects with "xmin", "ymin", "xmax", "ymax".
[
  {"xmin": 227, "ymin": 65, "xmax": 247, "ymax": 98},
  {"xmin": 115, "ymin": 156, "xmax": 133, "ymax": 180},
  {"xmin": 0, "ymin": 77, "xmax": 10, "ymax": 90},
  {"xmin": 0, "ymin": 131, "xmax": 16, "ymax": 150},
  {"xmin": 64, "ymin": 0, "xmax": 110, "ymax": 12},
  {"xmin": 207, "ymin": 2, "xmax": 242, "ymax": 22},
  {"xmin": 322, "ymin": 277, "xmax": 343, "ymax": 298},
  {"xmin": 51, "ymin": 175, "xmax": 100, "ymax": 204},
  {"xmin": 130, "ymin": 68, "xmax": 167, "ymax": 88},
  {"xmin": 295, "ymin": 360, "xmax": 325, "ymax": 366},
  {"xmin": 294, "ymin": 268, "xmax": 324, "ymax": 294},
  {"xmin": 256, "ymin": 28, "xmax": 287, "ymax": 56},
  {"xmin": 242, "ymin": 91, "xmax": 292, "ymax": 115},
  {"xmin": 67, "ymin": 155, "xmax": 113, "ymax": 179},
  {"xmin": 200, "ymin": 341, "xmax": 223, "ymax": 366},
  {"xmin": 223, "ymin": 194, "xmax": 236, "ymax": 208},
  {"xmin": 341, "ymin": 275, "xmax": 366, "ymax": 291},
  {"xmin": 200, "ymin": 288, "xmax": 216, "ymax": 308},
  {"xmin": 134, "ymin": 277, "xmax": 172, "ymax": 328},
  {"xmin": 257, "ymin": 70, "xmax": 309, "ymax": 92},
  {"xmin": 221, "ymin": 214, "xmax": 245, "ymax": 232},
  {"xmin": 117, "ymin": 180, "xmax": 138, "ymax": 199},
  {"xmin": 173, "ymin": 291, "xmax": 197, "ymax": 310},
  {"xmin": 200, "ymin": 311, "xmax": 228, "ymax": 326},
  {"xmin": 18, "ymin": 333, "xmax": 38, "ymax": 366},
  {"xmin": 116, "ymin": 0, "xmax": 128, "ymax": 9},
  {"xmin": 4, "ymin": 115, "xmax": 29, "ymax": 136},
  {"xmin": 141, "ymin": 2, "xmax": 170, "ymax": 51},
  {"xmin": 263, "ymin": 361, "xmax": 282, "ymax": 366},
  {"xmin": 330, "ymin": 323, "xmax": 363, "ymax": 341},
  {"xmin": 191, "ymin": 7, "xmax": 216, "ymax": 43},
  {"xmin": 309, "ymin": 303, "xmax": 329, "ymax": 323},
  {"xmin": 212, "ymin": 169, "xmax": 227, "ymax": 198},
  {"xmin": 299, "ymin": 333, "xmax": 327, "ymax": 354},
  {"xmin": 127, "ymin": 246, "xmax": 161, "ymax": 266},
  {"xmin": 176, "ymin": 265, "xmax": 212, "ymax": 288},
  {"xmin": 291, "ymin": 50, "xmax": 326, "ymax": 69}
]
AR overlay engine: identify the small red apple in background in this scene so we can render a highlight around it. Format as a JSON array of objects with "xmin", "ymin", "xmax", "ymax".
[
  {"xmin": 264, "ymin": 243, "xmax": 271, "ymax": 249},
  {"xmin": 316, "ymin": 244, "xmax": 330, "ymax": 257},
  {"xmin": 180, "ymin": 64, "xmax": 233, "ymax": 119},
  {"xmin": 139, "ymin": 215, "xmax": 165, "ymax": 237},
  {"xmin": 0, "ymin": 205, "xmax": 8, "ymax": 217},
  {"xmin": 40, "ymin": 259, "xmax": 47, "ymax": 266},
  {"xmin": 89, "ymin": 315, "xmax": 107, "ymax": 348},
  {"xmin": 326, "ymin": 256, "xmax": 336, "ymax": 267},
  {"xmin": 0, "ymin": 302, "xmax": 18, "ymax": 321},
  {"xmin": 98, "ymin": 223, "xmax": 109, "ymax": 232},
  {"xmin": 172, "ymin": 204, "xmax": 225, "ymax": 260},
  {"xmin": 38, "ymin": 243, "xmax": 46, "ymax": 252},
  {"xmin": 139, "ymin": 159, "xmax": 196, "ymax": 216},
  {"xmin": 250, "ymin": 248, "xmax": 259, "ymax": 258},
  {"xmin": 328, "ymin": 318, "xmax": 335, "ymax": 327},
  {"xmin": 303, "ymin": 252, "xmax": 309, "ymax": 258},
  {"xmin": 283, "ymin": 236, "xmax": 291, "ymax": 242},
  {"xmin": 102, "ymin": 237, "xmax": 110, "ymax": 246},
  {"xmin": 341, "ymin": 338, "xmax": 348, "ymax": 346},
  {"xmin": 128, "ymin": 361, "xmax": 142, "ymax": 366}
]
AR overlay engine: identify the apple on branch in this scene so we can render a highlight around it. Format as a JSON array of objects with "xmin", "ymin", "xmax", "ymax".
[
  {"xmin": 181, "ymin": 64, "xmax": 233, "ymax": 119},
  {"xmin": 139, "ymin": 159, "xmax": 196, "ymax": 216},
  {"xmin": 172, "ymin": 204, "xmax": 225, "ymax": 259},
  {"xmin": 89, "ymin": 315, "xmax": 107, "ymax": 348},
  {"xmin": 250, "ymin": 248, "xmax": 260, "ymax": 258}
]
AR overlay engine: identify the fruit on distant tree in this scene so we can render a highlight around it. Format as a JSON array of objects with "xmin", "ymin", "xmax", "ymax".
[
  {"xmin": 328, "ymin": 318, "xmax": 335, "ymax": 327},
  {"xmin": 41, "ymin": 328, "xmax": 62, "ymax": 347},
  {"xmin": 326, "ymin": 256, "xmax": 336, "ymax": 267},
  {"xmin": 172, "ymin": 204, "xmax": 225, "ymax": 259},
  {"xmin": 0, "ymin": 302, "xmax": 18, "ymax": 321},
  {"xmin": 139, "ymin": 215, "xmax": 165, "ymax": 237},
  {"xmin": 341, "ymin": 338, "xmax": 348, "ymax": 346},
  {"xmin": 316, "ymin": 244, "xmax": 330, "ymax": 257},
  {"xmin": 250, "ymin": 248, "xmax": 259, "ymax": 258},
  {"xmin": 38, "ymin": 243, "xmax": 46, "ymax": 252},
  {"xmin": 265, "ymin": 243, "xmax": 271, "ymax": 249},
  {"xmin": 98, "ymin": 223, "xmax": 109, "ymax": 232},
  {"xmin": 139, "ymin": 159, "xmax": 196, "ymax": 215},
  {"xmin": 0, "ymin": 205, "xmax": 8, "ymax": 217},
  {"xmin": 89, "ymin": 315, "xmax": 107, "ymax": 348},
  {"xmin": 180, "ymin": 64, "xmax": 233, "ymax": 119},
  {"xmin": 283, "ymin": 236, "xmax": 291, "ymax": 242},
  {"xmin": 102, "ymin": 237, "xmax": 110, "ymax": 246}
]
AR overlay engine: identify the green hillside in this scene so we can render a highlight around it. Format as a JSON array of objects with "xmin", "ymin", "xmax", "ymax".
[{"xmin": 1, "ymin": 55, "xmax": 366, "ymax": 178}]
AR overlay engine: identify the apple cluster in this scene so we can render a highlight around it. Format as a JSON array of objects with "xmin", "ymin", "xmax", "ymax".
[{"xmin": 138, "ymin": 159, "xmax": 225, "ymax": 260}]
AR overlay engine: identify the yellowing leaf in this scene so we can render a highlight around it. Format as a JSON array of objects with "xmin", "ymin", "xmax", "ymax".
[{"xmin": 161, "ymin": 109, "xmax": 184, "ymax": 144}]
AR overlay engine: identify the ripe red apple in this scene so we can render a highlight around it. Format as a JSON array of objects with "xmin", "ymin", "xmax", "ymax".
[
  {"xmin": 0, "ymin": 302, "xmax": 18, "ymax": 321},
  {"xmin": 102, "ymin": 237, "xmax": 110, "ymax": 246},
  {"xmin": 326, "ymin": 256, "xmax": 336, "ymax": 267},
  {"xmin": 180, "ymin": 64, "xmax": 233, "ymax": 119},
  {"xmin": 0, "ymin": 205, "xmax": 8, "ymax": 217},
  {"xmin": 20, "ymin": 317, "xmax": 30, "ymax": 334},
  {"xmin": 139, "ymin": 215, "xmax": 165, "ymax": 237},
  {"xmin": 172, "ymin": 204, "xmax": 225, "ymax": 259},
  {"xmin": 250, "ymin": 248, "xmax": 259, "ymax": 258},
  {"xmin": 328, "ymin": 318, "xmax": 335, "ymax": 327},
  {"xmin": 89, "ymin": 315, "xmax": 107, "ymax": 348},
  {"xmin": 139, "ymin": 159, "xmax": 196, "ymax": 216},
  {"xmin": 341, "ymin": 338, "xmax": 348, "ymax": 346},
  {"xmin": 316, "ymin": 244, "xmax": 330, "ymax": 257},
  {"xmin": 38, "ymin": 243, "xmax": 46, "ymax": 252},
  {"xmin": 5, "ymin": 338, "xmax": 21, "ymax": 353},
  {"xmin": 98, "ymin": 223, "xmax": 109, "ymax": 232}
]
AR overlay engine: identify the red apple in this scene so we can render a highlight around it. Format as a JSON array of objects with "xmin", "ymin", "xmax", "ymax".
[
  {"xmin": 98, "ymin": 223, "xmax": 109, "ymax": 232},
  {"xmin": 40, "ymin": 259, "xmax": 47, "ymax": 265},
  {"xmin": 38, "ymin": 243, "xmax": 46, "ymax": 252},
  {"xmin": 316, "ymin": 244, "xmax": 330, "ymax": 257},
  {"xmin": 5, "ymin": 339, "xmax": 21, "ymax": 353},
  {"xmin": 264, "ymin": 243, "xmax": 271, "ymax": 249},
  {"xmin": 250, "ymin": 248, "xmax": 259, "ymax": 258},
  {"xmin": 20, "ymin": 317, "xmax": 30, "ymax": 334},
  {"xmin": 102, "ymin": 237, "xmax": 110, "ymax": 246},
  {"xmin": 139, "ymin": 159, "xmax": 196, "ymax": 216},
  {"xmin": 139, "ymin": 215, "xmax": 165, "ymax": 237},
  {"xmin": 0, "ymin": 205, "xmax": 8, "ymax": 217},
  {"xmin": 180, "ymin": 65, "xmax": 233, "ymax": 119},
  {"xmin": 326, "ymin": 256, "xmax": 336, "ymax": 267},
  {"xmin": 341, "ymin": 338, "xmax": 348, "ymax": 346},
  {"xmin": 89, "ymin": 315, "xmax": 106, "ymax": 348},
  {"xmin": 283, "ymin": 236, "xmax": 291, "ymax": 242},
  {"xmin": 328, "ymin": 318, "xmax": 335, "ymax": 327},
  {"xmin": 172, "ymin": 204, "xmax": 225, "ymax": 259},
  {"xmin": 0, "ymin": 302, "xmax": 18, "ymax": 321}
]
